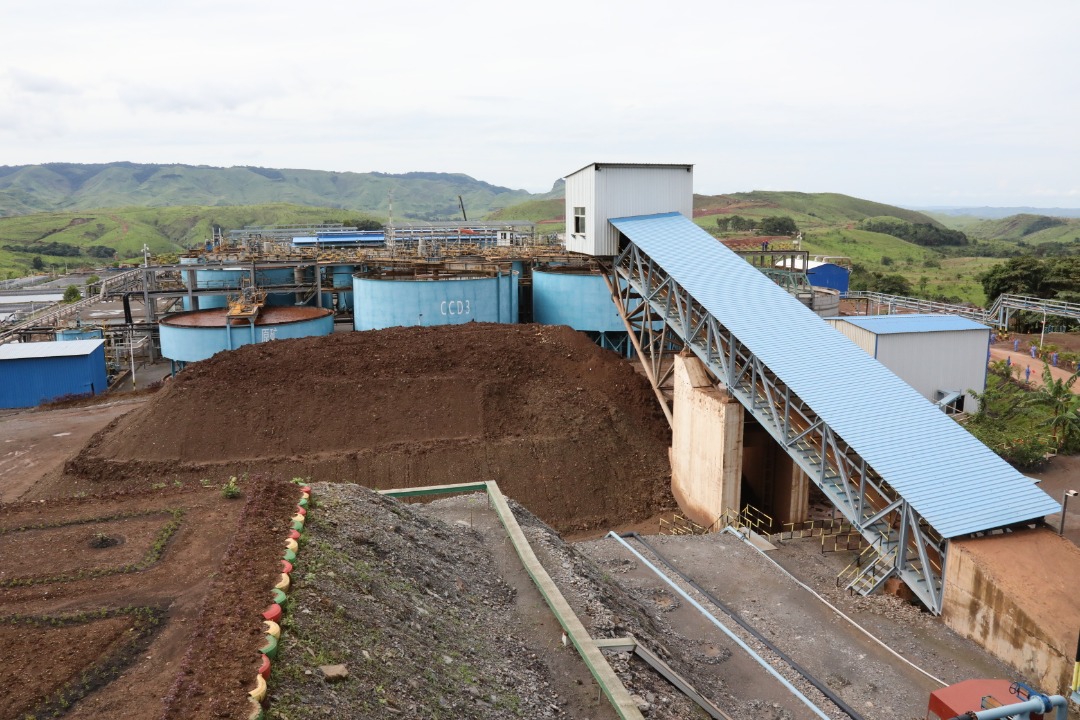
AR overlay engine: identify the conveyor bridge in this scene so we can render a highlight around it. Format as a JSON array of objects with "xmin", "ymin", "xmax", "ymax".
[{"xmin": 606, "ymin": 213, "xmax": 1060, "ymax": 613}]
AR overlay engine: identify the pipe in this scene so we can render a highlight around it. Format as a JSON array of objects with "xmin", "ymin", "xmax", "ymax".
[
  {"xmin": 608, "ymin": 532, "xmax": 834, "ymax": 720},
  {"xmin": 947, "ymin": 694, "xmax": 1067, "ymax": 720},
  {"xmin": 619, "ymin": 532, "xmax": 865, "ymax": 720}
]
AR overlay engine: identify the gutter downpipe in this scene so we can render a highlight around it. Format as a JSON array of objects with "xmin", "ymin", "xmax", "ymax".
[
  {"xmin": 947, "ymin": 694, "xmax": 1067, "ymax": 720},
  {"xmin": 607, "ymin": 532, "xmax": 833, "ymax": 720}
]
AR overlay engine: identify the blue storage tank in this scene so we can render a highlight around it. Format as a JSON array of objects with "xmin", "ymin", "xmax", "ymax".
[
  {"xmin": 0, "ymin": 339, "xmax": 108, "ymax": 408},
  {"xmin": 328, "ymin": 265, "xmax": 355, "ymax": 311},
  {"xmin": 187, "ymin": 268, "xmax": 247, "ymax": 310},
  {"xmin": 159, "ymin": 306, "xmax": 334, "ymax": 365},
  {"xmin": 259, "ymin": 267, "xmax": 300, "ymax": 307},
  {"xmin": 532, "ymin": 268, "xmax": 628, "ymax": 354},
  {"xmin": 353, "ymin": 270, "xmax": 518, "ymax": 331},
  {"xmin": 56, "ymin": 327, "xmax": 104, "ymax": 341}
]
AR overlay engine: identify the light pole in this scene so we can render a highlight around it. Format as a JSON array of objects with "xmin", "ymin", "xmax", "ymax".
[
  {"xmin": 1060, "ymin": 490, "xmax": 1078, "ymax": 536},
  {"xmin": 1040, "ymin": 308, "xmax": 1047, "ymax": 350}
]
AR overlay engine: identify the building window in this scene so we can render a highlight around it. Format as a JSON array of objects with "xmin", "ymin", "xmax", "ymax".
[{"xmin": 573, "ymin": 206, "xmax": 585, "ymax": 234}]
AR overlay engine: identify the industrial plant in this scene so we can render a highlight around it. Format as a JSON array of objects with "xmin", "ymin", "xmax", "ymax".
[{"xmin": 2, "ymin": 162, "xmax": 1080, "ymax": 720}]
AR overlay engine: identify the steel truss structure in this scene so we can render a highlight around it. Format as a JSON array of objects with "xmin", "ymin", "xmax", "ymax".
[
  {"xmin": 608, "ymin": 241, "xmax": 948, "ymax": 613},
  {"xmin": 845, "ymin": 291, "xmax": 1080, "ymax": 327}
]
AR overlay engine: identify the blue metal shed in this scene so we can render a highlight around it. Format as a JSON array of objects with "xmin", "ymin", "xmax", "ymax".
[
  {"xmin": 775, "ymin": 258, "xmax": 850, "ymax": 294},
  {"xmin": 807, "ymin": 263, "xmax": 849, "ymax": 294},
  {"xmin": 0, "ymin": 339, "xmax": 108, "ymax": 409}
]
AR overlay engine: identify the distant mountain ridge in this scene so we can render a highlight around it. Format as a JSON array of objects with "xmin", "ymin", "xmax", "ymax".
[
  {"xmin": 914, "ymin": 206, "xmax": 1080, "ymax": 219},
  {"xmin": 0, "ymin": 162, "xmax": 563, "ymax": 221}
]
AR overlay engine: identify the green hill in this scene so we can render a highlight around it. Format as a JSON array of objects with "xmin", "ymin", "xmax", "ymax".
[
  {"xmin": 0, "ymin": 204, "xmax": 384, "ymax": 277},
  {"xmin": 0, "ymin": 163, "xmax": 541, "ymax": 221},
  {"xmin": 957, "ymin": 214, "xmax": 1080, "ymax": 245},
  {"xmin": 692, "ymin": 191, "xmax": 942, "ymax": 227}
]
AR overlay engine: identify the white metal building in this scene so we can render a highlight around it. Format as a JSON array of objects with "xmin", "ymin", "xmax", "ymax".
[
  {"xmin": 564, "ymin": 163, "xmax": 694, "ymax": 256},
  {"xmin": 825, "ymin": 314, "xmax": 991, "ymax": 412}
]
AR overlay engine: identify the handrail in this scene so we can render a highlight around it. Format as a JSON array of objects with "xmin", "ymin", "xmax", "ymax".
[{"xmin": 379, "ymin": 481, "xmax": 645, "ymax": 720}]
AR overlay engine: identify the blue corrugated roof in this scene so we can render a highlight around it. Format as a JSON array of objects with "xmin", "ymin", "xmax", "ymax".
[
  {"xmin": 840, "ymin": 314, "xmax": 989, "ymax": 335},
  {"xmin": 610, "ymin": 213, "xmax": 1058, "ymax": 538},
  {"xmin": 0, "ymin": 339, "xmax": 105, "ymax": 359}
]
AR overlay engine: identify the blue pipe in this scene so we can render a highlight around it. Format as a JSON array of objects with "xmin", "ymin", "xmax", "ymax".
[
  {"xmin": 607, "ymin": 532, "xmax": 832, "ymax": 720},
  {"xmin": 953, "ymin": 694, "xmax": 1067, "ymax": 720}
]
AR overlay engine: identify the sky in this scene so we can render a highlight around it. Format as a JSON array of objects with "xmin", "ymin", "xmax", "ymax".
[{"xmin": 2, "ymin": 0, "xmax": 1078, "ymax": 208}]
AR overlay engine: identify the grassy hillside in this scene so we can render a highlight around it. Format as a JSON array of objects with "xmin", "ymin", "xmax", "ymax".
[
  {"xmin": 693, "ymin": 191, "xmax": 942, "ymax": 228},
  {"xmin": 486, "ymin": 197, "xmax": 564, "ymax": 224},
  {"xmin": 0, "ymin": 204, "xmax": 384, "ymax": 277},
  {"xmin": 801, "ymin": 227, "xmax": 994, "ymax": 304},
  {"xmin": 0, "ymin": 163, "xmax": 543, "ymax": 221},
  {"xmin": 957, "ymin": 214, "xmax": 1080, "ymax": 245}
]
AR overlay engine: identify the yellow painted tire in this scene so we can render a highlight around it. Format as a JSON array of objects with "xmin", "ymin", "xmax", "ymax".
[
  {"xmin": 249, "ymin": 673, "xmax": 267, "ymax": 702},
  {"xmin": 291, "ymin": 513, "xmax": 305, "ymax": 525},
  {"xmin": 248, "ymin": 697, "xmax": 264, "ymax": 720},
  {"xmin": 285, "ymin": 538, "xmax": 298, "ymax": 552},
  {"xmin": 264, "ymin": 619, "xmax": 281, "ymax": 638},
  {"xmin": 275, "ymin": 573, "xmax": 291, "ymax": 592}
]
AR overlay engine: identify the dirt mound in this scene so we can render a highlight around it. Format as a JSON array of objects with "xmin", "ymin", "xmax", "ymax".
[{"xmin": 69, "ymin": 324, "xmax": 673, "ymax": 533}]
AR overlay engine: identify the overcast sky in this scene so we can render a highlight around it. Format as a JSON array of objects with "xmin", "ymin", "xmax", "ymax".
[{"xmin": 3, "ymin": 0, "xmax": 1078, "ymax": 207}]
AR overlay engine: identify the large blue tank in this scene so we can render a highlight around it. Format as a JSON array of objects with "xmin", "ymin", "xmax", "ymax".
[
  {"xmin": 532, "ymin": 268, "xmax": 628, "ymax": 355},
  {"xmin": 185, "ymin": 268, "xmax": 247, "ymax": 310},
  {"xmin": 56, "ymin": 327, "xmax": 104, "ymax": 341},
  {"xmin": 160, "ymin": 306, "xmax": 334, "ymax": 364},
  {"xmin": 328, "ymin": 265, "xmax": 355, "ymax": 311},
  {"xmin": 353, "ymin": 271, "xmax": 518, "ymax": 331},
  {"xmin": 259, "ymin": 268, "xmax": 300, "ymax": 306}
]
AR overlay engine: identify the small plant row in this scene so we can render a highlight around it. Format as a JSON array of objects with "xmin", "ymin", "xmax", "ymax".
[
  {"xmin": 0, "ymin": 509, "xmax": 185, "ymax": 588},
  {"xmin": 247, "ymin": 482, "xmax": 311, "ymax": 720},
  {"xmin": 0, "ymin": 507, "xmax": 171, "ymax": 536},
  {"xmin": 4, "ymin": 605, "xmax": 166, "ymax": 720}
]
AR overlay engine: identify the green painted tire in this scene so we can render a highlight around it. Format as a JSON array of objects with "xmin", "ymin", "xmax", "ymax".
[
  {"xmin": 283, "ymin": 548, "xmax": 297, "ymax": 563},
  {"xmin": 271, "ymin": 588, "xmax": 287, "ymax": 604},
  {"xmin": 260, "ymin": 634, "xmax": 279, "ymax": 659}
]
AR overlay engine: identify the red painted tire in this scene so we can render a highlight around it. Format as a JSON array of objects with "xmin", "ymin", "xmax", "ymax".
[
  {"xmin": 257, "ymin": 653, "xmax": 272, "ymax": 679},
  {"xmin": 281, "ymin": 559, "xmax": 294, "ymax": 574},
  {"xmin": 262, "ymin": 603, "xmax": 282, "ymax": 623},
  {"xmin": 300, "ymin": 486, "xmax": 311, "ymax": 494},
  {"xmin": 296, "ymin": 505, "xmax": 307, "ymax": 516}
]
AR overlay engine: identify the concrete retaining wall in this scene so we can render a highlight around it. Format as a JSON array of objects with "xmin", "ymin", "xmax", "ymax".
[{"xmin": 942, "ymin": 530, "xmax": 1080, "ymax": 694}]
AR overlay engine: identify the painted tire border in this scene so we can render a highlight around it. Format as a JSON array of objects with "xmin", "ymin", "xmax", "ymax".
[{"xmin": 248, "ymin": 485, "xmax": 310, "ymax": 720}]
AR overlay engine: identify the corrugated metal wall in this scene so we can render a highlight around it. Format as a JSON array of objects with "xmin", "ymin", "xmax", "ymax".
[
  {"xmin": 825, "ymin": 318, "xmax": 876, "ymax": 355},
  {"xmin": 564, "ymin": 168, "xmax": 595, "ymax": 255},
  {"xmin": 564, "ymin": 164, "xmax": 693, "ymax": 256},
  {"xmin": 876, "ymin": 329, "xmax": 989, "ymax": 411},
  {"xmin": 0, "ymin": 345, "xmax": 108, "ymax": 409}
]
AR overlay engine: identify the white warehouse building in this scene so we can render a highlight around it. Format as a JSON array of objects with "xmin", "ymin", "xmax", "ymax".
[
  {"xmin": 564, "ymin": 162, "xmax": 694, "ymax": 256},
  {"xmin": 825, "ymin": 314, "xmax": 991, "ymax": 413}
]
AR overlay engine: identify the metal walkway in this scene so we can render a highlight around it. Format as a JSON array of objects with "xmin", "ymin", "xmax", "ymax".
[
  {"xmin": 607, "ymin": 213, "xmax": 1060, "ymax": 613},
  {"xmin": 845, "ymin": 290, "xmax": 1080, "ymax": 327}
]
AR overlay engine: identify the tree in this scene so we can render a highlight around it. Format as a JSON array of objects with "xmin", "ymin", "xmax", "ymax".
[
  {"xmin": 62, "ymin": 285, "xmax": 81, "ymax": 303},
  {"xmin": 1025, "ymin": 364, "xmax": 1080, "ymax": 450},
  {"xmin": 978, "ymin": 256, "xmax": 1046, "ymax": 302},
  {"xmin": 759, "ymin": 216, "xmax": 798, "ymax": 236},
  {"xmin": 31, "ymin": 256, "xmax": 44, "ymax": 271}
]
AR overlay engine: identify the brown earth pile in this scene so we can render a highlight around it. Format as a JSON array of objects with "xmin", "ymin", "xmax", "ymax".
[{"xmin": 68, "ymin": 323, "xmax": 673, "ymax": 533}]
